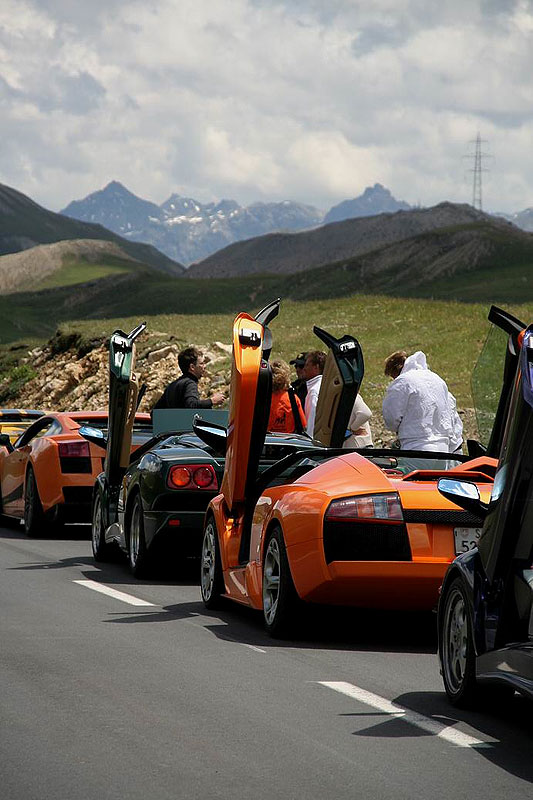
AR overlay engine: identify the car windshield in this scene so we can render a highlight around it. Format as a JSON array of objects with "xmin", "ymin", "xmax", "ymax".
[
  {"xmin": 73, "ymin": 417, "xmax": 151, "ymax": 432},
  {"xmin": 471, "ymin": 323, "xmax": 508, "ymax": 448}
]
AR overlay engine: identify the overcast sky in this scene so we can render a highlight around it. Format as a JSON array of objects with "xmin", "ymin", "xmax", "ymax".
[{"xmin": 1, "ymin": 0, "xmax": 532, "ymax": 214}]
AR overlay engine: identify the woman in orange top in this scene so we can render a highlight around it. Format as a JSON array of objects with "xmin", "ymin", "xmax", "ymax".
[{"xmin": 268, "ymin": 359, "xmax": 306, "ymax": 433}]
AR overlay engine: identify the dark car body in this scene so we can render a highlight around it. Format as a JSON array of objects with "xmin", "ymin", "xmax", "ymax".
[{"xmin": 437, "ymin": 313, "xmax": 533, "ymax": 706}]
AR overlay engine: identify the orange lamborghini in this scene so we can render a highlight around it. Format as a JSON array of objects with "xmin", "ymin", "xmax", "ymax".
[
  {"xmin": 0, "ymin": 411, "xmax": 152, "ymax": 535},
  {"xmin": 200, "ymin": 303, "xmax": 520, "ymax": 636}
]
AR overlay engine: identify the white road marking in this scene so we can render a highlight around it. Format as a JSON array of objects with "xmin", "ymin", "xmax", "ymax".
[
  {"xmin": 73, "ymin": 579, "xmax": 155, "ymax": 606},
  {"xmin": 241, "ymin": 643, "xmax": 267, "ymax": 653},
  {"xmin": 318, "ymin": 681, "xmax": 490, "ymax": 748}
]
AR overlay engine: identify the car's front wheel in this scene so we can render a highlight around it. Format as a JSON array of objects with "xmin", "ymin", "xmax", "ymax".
[
  {"xmin": 440, "ymin": 577, "xmax": 479, "ymax": 706},
  {"xmin": 128, "ymin": 494, "xmax": 150, "ymax": 578},
  {"xmin": 200, "ymin": 518, "xmax": 224, "ymax": 609},
  {"xmin": 262, "ymin": 526, "xmax": 300, "ymax": 638},
  {"xmin": 91, "ymin": 491, "xmax": 112, "ymax": 562}
]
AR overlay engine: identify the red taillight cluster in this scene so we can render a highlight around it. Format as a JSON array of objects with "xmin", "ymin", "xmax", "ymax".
[
  {"xmin": 325, "ymin": 492, "xmax": 403, "ymax": 523},
  {"xmin": 167, "ymin": 464, "xmax": 218, "ymax": 490},
  {"xmin": 58, "ymin": 441, "xmax": 90, "ymax": 458}
]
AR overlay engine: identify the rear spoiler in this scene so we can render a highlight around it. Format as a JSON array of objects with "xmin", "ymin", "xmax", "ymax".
[{"xmin": 401, "ymin": 469, "xmax": 494, "ymax": 483}]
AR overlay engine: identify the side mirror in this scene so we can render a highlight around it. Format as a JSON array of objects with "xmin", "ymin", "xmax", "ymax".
[
  {"xmin": 0, "ymin": 433, "xmax": 14, "ymax": 452},
  {"xmin": 438, "ymin": 478, "xmax": 488, "ymax": 518},
  {"xmin": 78, "ymin": 425, "xmax": 107, "ymax": 451}
]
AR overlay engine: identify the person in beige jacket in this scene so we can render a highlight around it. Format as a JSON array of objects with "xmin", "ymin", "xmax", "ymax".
[{"xmin": 343, "ymin": 394, "xmax": 373, "ymax": 448}]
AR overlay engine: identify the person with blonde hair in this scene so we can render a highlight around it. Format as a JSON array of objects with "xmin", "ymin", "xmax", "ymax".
[
  {"xmin": 268, "ymin": 359, "xmax": 306, "ymax": 433},
  {"xmin": 382, "ymin": 349, "xmax": 463, "ymax": 452}
]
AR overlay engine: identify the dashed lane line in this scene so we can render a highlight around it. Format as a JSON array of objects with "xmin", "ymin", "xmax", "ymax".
[
  {"xmin": 73, "ymin": 579, "xmax": 155, "ymax": 606},
  {"xmin": 318, "ymin": 681, "xmax": 492, "ymax": 748}
]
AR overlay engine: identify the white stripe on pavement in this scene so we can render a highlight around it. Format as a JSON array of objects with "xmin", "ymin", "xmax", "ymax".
[
  {"xmin": 73, "ymin": 579, "xmax": 155, "ymax": 606},
  {"xmin": 318, "ymin": 681, "xmax": 490, "ymax": 748}
]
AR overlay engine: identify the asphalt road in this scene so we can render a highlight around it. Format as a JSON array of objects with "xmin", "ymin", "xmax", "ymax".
[{"xmin": 1, "ymin": 522, "xmax": 532, "ymax": 800}]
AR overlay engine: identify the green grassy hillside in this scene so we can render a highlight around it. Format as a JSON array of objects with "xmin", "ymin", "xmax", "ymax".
[{"xmin": 34, "ymin": 254, "xmax": 133, "ymax": 290}]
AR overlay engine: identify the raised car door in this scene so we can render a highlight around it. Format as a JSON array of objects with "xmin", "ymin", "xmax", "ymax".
[
  {"xmin": 471, "ymin": 305, "xmax": 525, "ymax": 458},
  {"xmin": 476, "ymin": 326, "xmax": 533, "ymax": 648},
  {"xmin": 219, "ymin": 312, "xmax": 272, "ymax": 567},
  {"xmin": 312, "ymin": 327, "xmax": 364, "ymax": 448},
  {"xmin": 105, "ymin": 323, "xmax": 146, "ymax": 499}
]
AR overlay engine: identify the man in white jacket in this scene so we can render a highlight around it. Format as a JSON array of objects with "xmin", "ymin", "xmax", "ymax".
[{"xmin": 382, "ymin": 350, "xmax": 463, "ymax": 452}]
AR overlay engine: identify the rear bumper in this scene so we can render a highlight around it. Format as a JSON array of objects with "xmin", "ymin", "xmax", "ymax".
[
  {"xmin": 61, "ymin": 486, "xmax": 93, "ymax": 521},
  {"xmin": 143, "ymin": 510, "xmax": 205, "ymax": 555},
  {"xmin": 290, "ymin": 540, "xmax": 450, "ymax": 609}
]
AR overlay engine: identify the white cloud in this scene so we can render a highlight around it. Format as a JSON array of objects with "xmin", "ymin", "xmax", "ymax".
[{"xmin": 0, "ymin": 0, "xmax": 532, "ymax": 213}]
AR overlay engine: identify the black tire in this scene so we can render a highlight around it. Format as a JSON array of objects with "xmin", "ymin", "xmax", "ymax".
[
  {"xmin": 24, "ymin": 467, "xmax": 46, "ymax": 537},
  {"xmin": 262, "ymin": 525, "xmax": 300, "ymax": 638},
  {"xmin": 91, "ymin": 491, "xmax": 113, "ymax": 562},
  {"xmin": 440, "ymin": 577, "xmax": 479, "ymax": 707},
  {"xmin": 200, "ymin": 517, "xmax": 224, "ymax": 609},
  {"xmin": 127, "ymin": 494, "xmax": 151, "ymax": 578}
]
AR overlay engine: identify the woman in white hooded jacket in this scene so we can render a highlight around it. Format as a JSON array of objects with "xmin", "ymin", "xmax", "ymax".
[{"xmin": 382, "ymin": 350, "xmax": 463, "ymax": 452}]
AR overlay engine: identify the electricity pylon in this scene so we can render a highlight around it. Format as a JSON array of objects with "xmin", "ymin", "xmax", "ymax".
[{"xmin": 464, "ymin": 133, "xmax": 490, "ymax": 211}]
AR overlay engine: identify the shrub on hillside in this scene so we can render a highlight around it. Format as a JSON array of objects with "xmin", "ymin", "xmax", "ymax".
[{"xmin": 0, "ymin": 363, "xmax": 37, "ymax": 403}]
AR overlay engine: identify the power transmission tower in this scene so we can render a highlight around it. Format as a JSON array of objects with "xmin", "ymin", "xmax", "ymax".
[{"xmin": 464, "ymin": 133, "xmax": 490, "ymax": 210}]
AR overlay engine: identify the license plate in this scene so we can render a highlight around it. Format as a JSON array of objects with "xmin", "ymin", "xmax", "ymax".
[{"xmin": 454, "ymin": 527, "xmax": 482, "ymax": 555}]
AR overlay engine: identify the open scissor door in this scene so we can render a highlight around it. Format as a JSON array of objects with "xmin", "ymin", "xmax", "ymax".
[
  {"xmin": 105, "ymin": 322, "xmax": 146, "ymax": 488},
  {"xmin": 220, "ymin": 313, "xmax": 272, "ymax": 513},
  {"xmin": 312, "ymin": 327, "xmax": 364, "ymax": 448},
  {"xmin": 477, "ymin": 326, "xmax": 533, "ymax": 586},
  {"xmin": 471, "ymin": 305, "xmax": 526, "ymax": 458}
]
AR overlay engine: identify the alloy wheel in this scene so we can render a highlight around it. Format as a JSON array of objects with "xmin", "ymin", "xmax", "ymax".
[
  {"xmin": 129, "ymin": 503, "xmax": 141, "ymax": 568},
  {"xmin": 263, "ymin": 536, "xmax": 281, "ymax": 626},
  {"xmin": 201, "ymin": 523, "xmax": 217, "ymax": 602},
  {"xmin": 92, "ymin": 496, "xmax": 102, "ymax": 554},
  {"xmin": 443, "ymin": 586, "xmax": 469, "ymax": 695}
]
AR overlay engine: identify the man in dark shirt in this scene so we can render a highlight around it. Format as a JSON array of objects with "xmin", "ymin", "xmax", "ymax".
[
  {"xmin": 289, "ymin": 352, "xmax": 308, "ymax": 405},
  {"xmin": 153, "ymin": 347, "xmax": 225, "ymax": 410}
]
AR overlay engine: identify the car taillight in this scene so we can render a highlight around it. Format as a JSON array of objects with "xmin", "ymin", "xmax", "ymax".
[
  {"xmin": 325, "ymin": 493, "xmax": 403, "ymax": 523},
  {"xmin": 58, "ymin": 441, "xmax": 90, "ymax": 458},
  {"xmin": 167, "ymin": 464, "xmax": 218, "ymax": 490}
]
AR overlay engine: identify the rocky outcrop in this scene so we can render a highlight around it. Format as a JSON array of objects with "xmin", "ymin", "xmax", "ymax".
[{"xmin": 7, "ymin": 334, "xmax": 231, "ymax": 413}]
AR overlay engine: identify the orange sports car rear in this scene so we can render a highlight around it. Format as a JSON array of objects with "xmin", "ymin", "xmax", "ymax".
[{"xmin": 0, "ymin": 411, "xmax": 151, "ymax": 535}]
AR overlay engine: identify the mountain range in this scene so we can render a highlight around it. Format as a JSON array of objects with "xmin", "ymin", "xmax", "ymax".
[
  {"xmin": 61, "ymin": 180, "xmax": 533, "ymax": 267},
  {"xmin": 187, "ymin": 202, "xmax": 519, "ymax": 278},
  {"xmin": 61, "ymin": 181, "xmax": 411, "ymax": 265}
]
